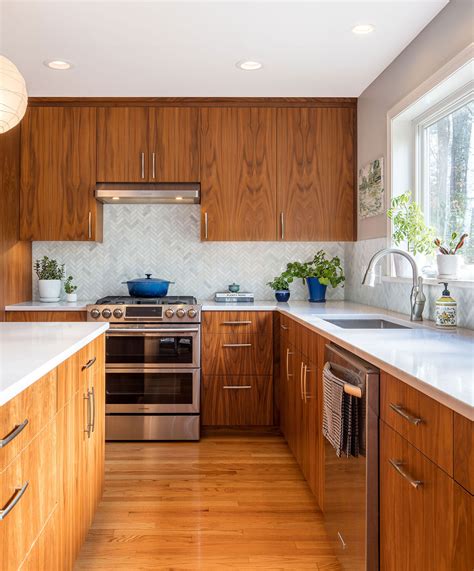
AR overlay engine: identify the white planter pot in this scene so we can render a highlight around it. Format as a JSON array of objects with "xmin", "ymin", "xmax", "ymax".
[
  {"xmin": 436, "ymin": 254, "xmax": 459, "ymax": 278},
  {"xmin": 393, "ymin": 256, "xmax": 413, "ymax": 278},
  {"xmin": 66, "ymin": 292, "xmax": 77, "ymax": 303},
  {"xmin": 38, "ymin": 279, "xmax": 62, "ymax": 302}
]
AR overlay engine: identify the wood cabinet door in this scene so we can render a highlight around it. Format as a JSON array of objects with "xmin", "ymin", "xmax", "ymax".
[
  {"xmin": 97, "ymin": 107, "xmax": 149, "ymax": 182},
  {"xmin": 200, "ymin": 107, "xmax": 277, "ymax": 240},
  {"xmin": 380, "ymin": 421, "xmax": 456, "ymax": 571},
  {"xmin": 277, "ymin": 107, "xmax": 355, "ymax": 241},
  {"xmin": 20, "ymin": 107, "xmax": 100, "ymax": 241},
  {"xmin": 149, "ymin": 107, "xmax": 199, "ymax": 182}
]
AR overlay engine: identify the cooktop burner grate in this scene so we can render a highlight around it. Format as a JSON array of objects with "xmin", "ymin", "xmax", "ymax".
[{"xmin": 95, "ymin": 295, "xmax": 197, "ymax": 305}]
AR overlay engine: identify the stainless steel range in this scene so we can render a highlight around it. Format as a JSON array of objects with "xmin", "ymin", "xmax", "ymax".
[{"xmin": 87, "ymin": 296, "xmax": 201, "ymax": 441}]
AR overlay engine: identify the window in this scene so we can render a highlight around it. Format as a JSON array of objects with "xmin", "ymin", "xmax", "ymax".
[{"xmin": 419, "ymin": 96, "xmax": 474, "ymax": 265}]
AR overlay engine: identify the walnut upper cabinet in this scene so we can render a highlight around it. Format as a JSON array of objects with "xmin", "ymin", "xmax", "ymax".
[
  {"xmin": 277, "ymin": 107, "xmax": 356, "ymax": 241},
  {"xmin": 20, "ymin": 106, "xmax": 101, "ymax": 241},
  {"xmin": 97, "ymin": 107, "xmax": 199, "ymax": 183},
  {"xmin": 200, "ymin": 107, "xmax": 278, "ymax": 241}
]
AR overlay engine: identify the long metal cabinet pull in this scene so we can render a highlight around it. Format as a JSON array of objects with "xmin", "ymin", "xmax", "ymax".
[
  {"xmin": 222, "ymin": 343, "xmax": 252, "ymax": 348},
  {"xmin": 390, "ymin": 403, "xmax": 422, "ymax": 425},
  {"xmin": 151, "ymin": 152, "xmax": 156, "ymax": 179},
  {"xmin": 222, "ymin": 321, "xmax": 252, "ymax": 325},
  {"xmin": 88, "ymin": 211, "xmax": 92, "ymax": 239},
  {"xmin": 82, "ymin": 356, "xmax": 96, "ymax": 371},
  {"xmin": 90, "ymin": 386, "xmax": 96, "ymax": 433},
  {"xmin": 280, "ymin": 212, "xmax": 285, "ymax": 240},
  {"xmin": 389, "ymin": 459, "xmax": 423, "ymax": 489},
  {"xmin": 223, "ymin": 385, "xmax": 252, "ymax": 390},
  {"xmin": 303, "ymin": 365, "xmax": 312, "ymax": 402},
  {"xmin": 286, "ymin": 348, "xmax": 293, "ymax": 381},
  {"xmin": 0, "ymin": 419, "xmax": 29, "ymax": 448},
  {"xmin": 84, "ymin": 391, "xmax": 92, "ymax": 438},
  {"xmin": 141, "ymin": 152, "xmax": 145, "ymax": 179},
  {"xmin": 300, "ymin": 361, "xmax": 305, "ymax": 401},
  {"xmin": 0, "ymin": 482, "xmax": 29, "ymax": 520},
  {"xmin": 204, "ymin": 212, "xmax": 208, "ymax": 240}
]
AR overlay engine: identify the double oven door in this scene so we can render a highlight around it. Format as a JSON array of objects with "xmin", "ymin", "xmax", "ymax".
[{"xmin": 105, "ymin": 324, "xmax": 200, "ymax": 415}]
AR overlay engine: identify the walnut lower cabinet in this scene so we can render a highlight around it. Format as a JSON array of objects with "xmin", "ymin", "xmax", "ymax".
[{"xmin": 0, "ymin": 334, "xmax": 105, "ymax": 570}]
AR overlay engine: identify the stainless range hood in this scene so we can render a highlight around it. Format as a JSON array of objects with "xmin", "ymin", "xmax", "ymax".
[{"xmin": 95, "ymin": 183, "xmax": 200, "ymax": 204}]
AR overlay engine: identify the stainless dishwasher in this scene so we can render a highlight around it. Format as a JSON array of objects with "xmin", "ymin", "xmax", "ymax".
[{"xmin": 323, "ymin": 343, "xmax": 380, "ymax": 571}]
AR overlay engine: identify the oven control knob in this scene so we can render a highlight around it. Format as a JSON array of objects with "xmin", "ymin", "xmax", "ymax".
[
  {"xmin": 165, "ymin": 308, "xmax": 174, "ymax": 319},
  {"xmin": 113, "ymin": 308, "xmax": 123, "ymax": 319},
  {"xmin": 102, "ymin": 308, "xmax": 112, "ymax": 319},
  {"xmin": 90, "ymin": 308, "xmax": 101, "ymax": 319},
  {"xmin": 176, "ymin": 308, "xmax": 186, "ymax": 318},
  {"xmin": 187, "ymin": 309, "xmax": 197, "ymax": 318}
]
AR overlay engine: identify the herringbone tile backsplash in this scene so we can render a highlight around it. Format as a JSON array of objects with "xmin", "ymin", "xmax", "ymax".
[{"xmin": 32, "ymin": 205, "xmax": 346, "ymax": 302}]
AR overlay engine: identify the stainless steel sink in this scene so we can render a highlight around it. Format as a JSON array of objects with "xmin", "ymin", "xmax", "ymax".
[{"xmin": 322, "ymin": 318, "xmax": 410, "ymax": 329}]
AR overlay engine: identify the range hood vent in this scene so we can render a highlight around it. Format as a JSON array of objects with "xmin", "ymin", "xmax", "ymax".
[{"xmin": 95, "ymin": 183, "xmax": 200, "ymax": 204}]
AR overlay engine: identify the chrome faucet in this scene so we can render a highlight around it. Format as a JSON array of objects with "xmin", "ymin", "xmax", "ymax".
[{"xmin": 362, "ymin": 248, "xmax": 426, "ymax": 321}]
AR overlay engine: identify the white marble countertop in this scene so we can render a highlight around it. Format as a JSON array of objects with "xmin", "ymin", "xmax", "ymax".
[
  {"xmin": 5, "ymin": 300, "xmax": 93, "ymax": 311},
  {"xmin": 202, "ymin": 301, "xmax": 474, "ymax": 420},
  {"xmin": 0, "ymin": 322, "xmax": 109, "ymax": 406}
]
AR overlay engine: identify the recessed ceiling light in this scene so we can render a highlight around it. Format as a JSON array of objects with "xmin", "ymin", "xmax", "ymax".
[
  {"xmin": 236, "ymin": 60, "xmax": 263, "ymax": 71},
  {"xmin": 44, "ymin": 59, "xmax": 72, "ymax": 70},
  {"xmin": 352, "ymin": 24, "xmax": 375, "ymax": 35}
]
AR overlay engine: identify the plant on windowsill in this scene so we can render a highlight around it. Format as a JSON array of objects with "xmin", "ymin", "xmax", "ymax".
[
  {"xmin": 34, "ymin": 256, "xmax": 65, "ymax": 303},
  {"xmin": 64, "ymin": 275, "xmax": 78, "ymax": 302},
  {"xmin": 282, "ymin": 250, "xmax": 344, "ymax": 303},
  {"xmin": 434, "ymin": 232, "xmax": 469, "ymax": 279},
  {"xmin": 387, "ymin": 191, "xmax": 436, "ymax": 277},
  {"xmin": 267, "ymin": 275, "xmax": 291, "ymax": 303}
]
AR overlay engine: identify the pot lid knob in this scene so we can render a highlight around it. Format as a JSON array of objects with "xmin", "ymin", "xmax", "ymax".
[{"xmin": 145, "ymin": 273, "xmax": 152, "ymax": 279}]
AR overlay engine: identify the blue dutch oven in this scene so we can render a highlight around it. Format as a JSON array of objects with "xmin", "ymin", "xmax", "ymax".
[{"xmin": 122, "ymin": 274, "xmax": 175, "ymax": 297}]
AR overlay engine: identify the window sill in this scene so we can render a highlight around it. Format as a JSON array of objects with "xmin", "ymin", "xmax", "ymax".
[{"xmin": 382, "ymin": 276, "xmax": 474, "ymax": 289}]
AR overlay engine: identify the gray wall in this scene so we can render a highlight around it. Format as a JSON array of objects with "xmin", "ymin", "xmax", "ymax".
[{"xmin": 357, "ymin": 0, "xmax": 473, "ymax": 240}]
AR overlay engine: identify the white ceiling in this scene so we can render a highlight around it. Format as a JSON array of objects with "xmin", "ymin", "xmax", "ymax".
[{"xmin": 0, "ymin": 0, "xmax": 448, "ymax": 97}]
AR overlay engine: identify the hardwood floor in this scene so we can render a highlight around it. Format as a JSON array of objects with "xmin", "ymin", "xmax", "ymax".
[{"xmin": 74, "ymin": 433, "xmax": 340, "ymax": 570}]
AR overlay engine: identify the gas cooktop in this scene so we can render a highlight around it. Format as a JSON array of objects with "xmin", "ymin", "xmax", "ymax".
[{"xmin": 95, "ymin": 295, "xmax": 197, "ymax": 305}]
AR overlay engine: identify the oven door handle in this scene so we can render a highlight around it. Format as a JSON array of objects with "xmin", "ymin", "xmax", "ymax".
[{"xmin": 107, "ymin": 328, "xmax": 199, "ymax": 335}]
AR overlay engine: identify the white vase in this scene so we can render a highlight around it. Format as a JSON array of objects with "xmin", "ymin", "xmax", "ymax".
[
  {"xmin": 38, "ymin": 279, "xmax": 62, "ymax": 302},
  {"xmin": 66, "ymin": 292, "xmax": 78, "ymax": 303},
  {"xmin": 436, "ymin": 254, "xmax": 459, "ymax": 279}
]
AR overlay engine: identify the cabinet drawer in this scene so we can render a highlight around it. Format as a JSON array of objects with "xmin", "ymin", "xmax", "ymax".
[
  {"xmin": 202, "ymin": 375, "xmax": 273, "ymax": 426},
  {"xmin": 0, "ymin": 370, "xmax": 57, "ymax": 471},
  {"xmin": 0, "ymin": 419, "xmax": 57, "ymax": 571},
  {"xmin": 380, "ymin": 421, "xmax": 456, "ymax": 571},
  {"xmin": 380, "ymin": 372, "xmax": 453, "ymax": 474},
  {"xmin": 202, "ymin": 334, "xmax": 273, "ymax": 375},
  {"xmin": 202, "ymin": 311, "xmax": 272, "ymax": 335}
]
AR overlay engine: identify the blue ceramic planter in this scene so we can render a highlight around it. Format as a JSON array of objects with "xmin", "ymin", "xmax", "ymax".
[
  {"xmin": 306, "ymin": 277, "xmax": 327, "ymax": 302},
  {"xmin": 275, "ymin": 290, "xmax": 290, "ymax": 302}
]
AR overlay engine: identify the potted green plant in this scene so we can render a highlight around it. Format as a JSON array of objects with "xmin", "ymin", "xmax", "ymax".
[
  {"xmin": 267, "ymin": 275, "xmax": 291, "ymax": 302},
  {"xmin": 434, "ymin": 232, "xmax": 468, "ymax": 278},
  {"xmin": 64, "ymin": 275, "xmax": 78, "ymax": 302},
  {"xmin": 387, "ymin": 191, "xmax": 435, "ymax": 277},
  {"xmin": 34, "ymin": 256, "xmax": 65, "ymax": 302},
  {"xmin": 282, "ymin": 250, "xmax": 344, "ymax": 303}
]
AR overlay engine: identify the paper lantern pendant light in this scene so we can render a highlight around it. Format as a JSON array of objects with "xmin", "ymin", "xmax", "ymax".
[{"xmin": 0, "ymin": 55, "xmax": 28, "ymax": 134}]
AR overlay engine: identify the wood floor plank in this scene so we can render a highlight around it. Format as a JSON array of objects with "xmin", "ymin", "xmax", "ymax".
[{"xmin": 74, "ymin": 434, "xmax": 341, "ymax": 570}]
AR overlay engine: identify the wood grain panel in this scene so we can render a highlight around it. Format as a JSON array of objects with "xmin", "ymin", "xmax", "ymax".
[
  {"xmin": 0, "ymin": 369, "xmax": 57, "ymax": 471},
  {"xmin": 454, "ymin": 413, "xmax": 474, "ymax": 494},
  {"xmin": 380, "ymin": 421, "xmax": 457, "ymax": 571},
  {"xmin": 97, "ymin": 107, "xmax": 149, "ymax": 182},
  {"xmin": 0, "ymin": 419, "xmax": 58, "ymax": 571},
  {"xmin": 0, "ymin": 125, "xmax": 31, "ymax": 322},
  {"xmin": 20, "ymin": 106, "xmax": 100, "ymax": 241},
  {"xmin": 202, "ymin": 333, "xmax": 273, "ymax": 376},
  {"xmin": 200, "ymin": 107, "xmax": 277, "ymax": 240},
  {"xmin": 202, "ymin": 310, "xmax": 272, "ymax": 336},
  {"xmin": 277, "ymin": 107, "xmax": 355, "ymax": 241},
  {"xmin": 29, "ymin": 96, "xmax": 357, "ymax": 108},
  {"xmin": 380, "ymin": 371, "xmax": 453, "ymax": 475},
  {"xmin": 6, "ymin": 311, "xmax": 87, "ymax": 322},
  {"xmin": 20, "ymin": 508, "xmax": 60, "ymax": 571},
  {"xmin": 202, "ymin": 376, "xmax": 273, "ymax": 426},
  {"xmin": 453, "ymin": 482, "xmax": 474, "ymax": 571},
  {"xmin": 149, "ymin": 107, "xmax": 200, "ymax": 181}
]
